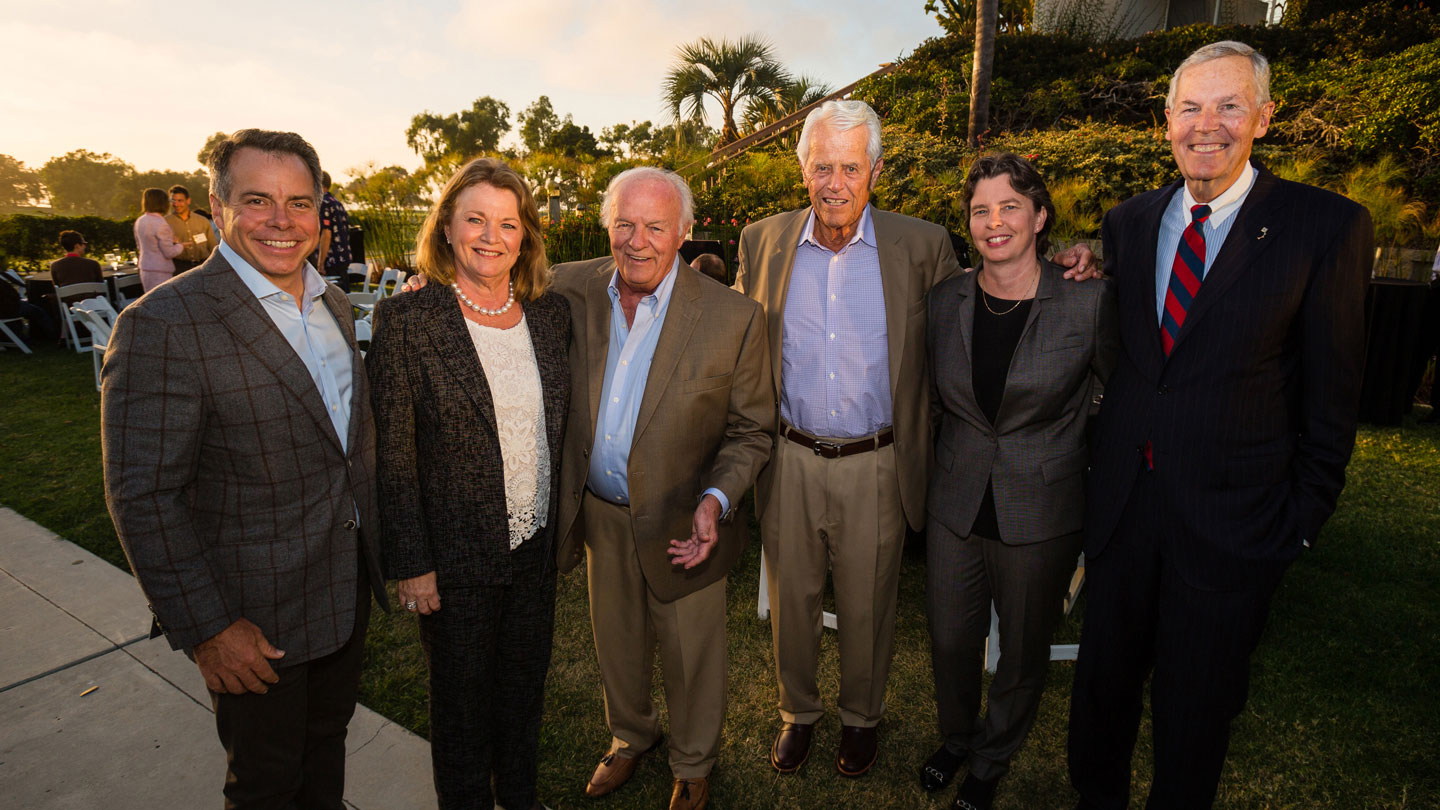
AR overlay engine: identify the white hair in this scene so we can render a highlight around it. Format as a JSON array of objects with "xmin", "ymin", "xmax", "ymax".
[
  {"xmin": 1166, "ymin": 40, "xmax": 1271, "ymax": 111},
  {"xmin": 600, "ymin": 166, "xmax": 695, "ymax": 230},
  {"xmin": 796, "ymin": 99, "xmax": 883, "ymax": 169}
]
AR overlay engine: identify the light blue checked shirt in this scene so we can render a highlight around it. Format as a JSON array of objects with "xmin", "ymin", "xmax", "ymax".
[
  {"xmin": 781, "ymin": 204, "xmax": 891, "ymax": 439},
  {"xmin": 587, "ymin": 260, "xmax": 729, "ymax": 513},
  {"xmin": 221, "ymin": 241, "xmax": 354, "ymax": 451},
  {"xmin": 1154, "ymin": 161, "xmax": 1256, "ymax": 322}
]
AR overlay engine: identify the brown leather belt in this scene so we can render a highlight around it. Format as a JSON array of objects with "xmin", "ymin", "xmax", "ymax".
[{"xmin": 782, "ymin": 425, "xmax": 894, "ymax": 459}]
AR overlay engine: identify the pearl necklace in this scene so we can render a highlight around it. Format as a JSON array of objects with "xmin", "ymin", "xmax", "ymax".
[{"xmin": 452, "ymin": 280, "xmax": 514, "ymax": 317}]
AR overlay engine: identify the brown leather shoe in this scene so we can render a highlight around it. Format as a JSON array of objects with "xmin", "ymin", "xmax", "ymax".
[
  {"xmin": 770, "ymin": 722, "xmax": 815, "ymax": 773},
  {"xmin": 836, "ymin": 724, "xmax": 878, "ymax": 777},
  {"xmin": 585, "ymin": 741, "xmax": 657, "ymax": 798},
  {"xmin": 669, "ymin": 777, "xmax": 709, "ymax": 810}
]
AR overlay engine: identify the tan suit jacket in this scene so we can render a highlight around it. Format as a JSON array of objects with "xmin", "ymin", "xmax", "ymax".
[
  {"xmin": 552, "ymin": 258, "xmax": 775, "ymax": 603},
  {"xmin": 734, "ymin": 206, "xmax": 962, "ymax": 530}
]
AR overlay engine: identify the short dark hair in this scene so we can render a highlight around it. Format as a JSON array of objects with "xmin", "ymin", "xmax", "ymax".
[
  {"xmin": 321, "ymin": 171, "xmax": 332, "ymax": 190},
  {"xmin": 962, "ymin": 152, "xmax": 1056, "ymax": 257},
  {"xmin": 59, "ymin": 230, "xmax": 86, "ymax": 251},
  {"xmin": 141, "ymin": 187, "xmax": 170, "ymax": 214},
  {"xmin": 169, "ymin": 185, "xmax": 190, "ymax": 198},
  {"xmin": 207, "ymin": 129, "xmax": 322, "ymax": 204},
  {"xmin": 690, "ymin": 252, "xmax": 726, "ymax": 283}
]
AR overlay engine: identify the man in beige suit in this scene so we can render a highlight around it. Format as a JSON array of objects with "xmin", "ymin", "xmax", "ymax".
[
  {"xmin": 734, "ymin": 99, "xmax": 963, "ymax": 777},
  {"xmin": 551, "ymin": 167, "xmax": 774, "ymax": 810}
]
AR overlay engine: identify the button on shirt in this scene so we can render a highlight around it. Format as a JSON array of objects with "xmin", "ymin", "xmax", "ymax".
[
  {"xmin": 587, "ymin": 260, "xmax": 730, "ymax": 513},
  {"xmin": 1154, "ymin": 160, "xmax": 1256, "ymax": 323},
  {"xmin": 221, "ymin": 241, "xmax": 354, "ymax": 451},
  {"xmin": 781, "ymin": 204, "xmax": 891, "ymax": 439}
]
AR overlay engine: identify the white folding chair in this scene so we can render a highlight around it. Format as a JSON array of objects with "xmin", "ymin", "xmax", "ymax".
[
  {"xmin": 70, "ymin": 297, "xmax": 117, "ymax": 390},
  {"xmin": 111, "ymin": 274, "xmax": 144, "ymax": 310},
  {"xmin": 0, "ymin": 316, "xmax": 32, "ymax": 354},
  {"xmin": 374, "ymin": 268, "xmax": 405, "ymax": 300},
  {"xmin": 55, "ymin": 281, "xmax": 110, "ymax": 353}
]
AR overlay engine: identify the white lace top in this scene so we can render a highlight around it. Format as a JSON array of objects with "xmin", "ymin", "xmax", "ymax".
[{"xmin": 464, "ymin": 315, "xmax": 549, "ymax": 550}]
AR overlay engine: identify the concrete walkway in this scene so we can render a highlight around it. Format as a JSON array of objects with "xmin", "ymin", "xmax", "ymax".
[{"xmin": 0, "ymin": 507, "xmax": 438, "ymax": 809}]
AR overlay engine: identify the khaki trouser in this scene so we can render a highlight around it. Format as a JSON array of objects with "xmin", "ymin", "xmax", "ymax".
[
  {"xmin": 583, "ymin": 492, "xmax": 728, "ymax": 778},
  {"xmin": 761, "ymin": 434, "xmax": 905, "ymax": 727}
]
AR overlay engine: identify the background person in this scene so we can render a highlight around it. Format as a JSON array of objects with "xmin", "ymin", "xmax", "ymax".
[
  {"xmin": 166, "ymin": 184, "xmax": 217, "ymax": 274},
  {"xmin": 922, "ymin": 153, "xmax": 1117, "ymax": 810},
  {"xmin": 689, "ymin": 251, "xmax": 726, "ymax": 284},
  {"xmin": 368, "ymin": 157, "xmax": 570, "ymax": 810},
  {"xmin": 51, "ymin": 230, "xmax": 105, "ymax": 286},
  {"xmin": 134, "ymin": 187, "xmax": 184, "ymax": 291},
  {"xmin": 315, "ymin": 171, "xmax": 352, "ymax": 286}
]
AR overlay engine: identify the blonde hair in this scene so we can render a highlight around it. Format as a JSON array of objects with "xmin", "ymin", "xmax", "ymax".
[
  {"xmin": 414, "ymin": 158, "xmax": 548, "ymax": 301},
  {"xmin": 1167, "ymin": 40, "xmax": 1271, "ymax": 111}
]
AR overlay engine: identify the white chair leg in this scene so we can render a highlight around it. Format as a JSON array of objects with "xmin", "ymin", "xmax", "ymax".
[
  {"xmin": 91, "ymin": 348, "xmax": 102, "ymax": 391},
  {"xmin": 987, "ymin": 551, "xmax": 1089, "ymax": 674},
  {"xmin": 0, "ymin": 320, "xmax": 32, "ymax": 354},
  {"xmin": 985, "ymin": 603, "xmax": 1001, "ymax": 674}
]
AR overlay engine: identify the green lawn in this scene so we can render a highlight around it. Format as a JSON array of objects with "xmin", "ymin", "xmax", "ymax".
[{"xmin": 3, "ymin": 344, "xmax": 1437, "ymax": 809}]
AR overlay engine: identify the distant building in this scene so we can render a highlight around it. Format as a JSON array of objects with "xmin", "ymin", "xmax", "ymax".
[{"xmin": 1035, "ymin": 0, "xmax": 1282, "ymax": 39}]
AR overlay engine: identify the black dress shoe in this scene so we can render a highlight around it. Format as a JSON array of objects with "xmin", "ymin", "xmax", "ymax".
[
  {"xmin": 919, "ymin": 744, "xmax": 966, "ymax": 791},
  {"xmin": 951, "ymin": 772, "xmax": 1000, "ymax": 810},
  {"xmin": 770, "ymin": 722, "xmax": 815, "ymax": 773},
  {"xmin": 835, "ymin": 725, "xmax": 878, "ymax": 777}
]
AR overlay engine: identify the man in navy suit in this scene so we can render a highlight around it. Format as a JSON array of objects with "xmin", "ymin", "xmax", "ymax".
[{"xmin": 1067, "ymin": 41, "xmax": 1373, "ymax": 809}]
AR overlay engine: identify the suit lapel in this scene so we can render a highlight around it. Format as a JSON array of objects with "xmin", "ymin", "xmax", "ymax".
[
  {"xmin": 874, "ymin": 209, "xmax": 912, "ymax": 398},
  {"xmin": 632, "ymin": 266, "xmax": 701, "ymax": 446},
  {"xmin": 200, "ymin": 260, "xmax": 344, "ymax": 453},
  {"xmin": 994, "ymin": 263, "xmax": 1056, "ymax": 433},
  {"xmin": 945, "ymin": 271, "xmax": 989, "ymax": 428},
  {"xmin": 584, "ymin": 266, "xmax": 614, "ymax": 438},
  {"xmin": 1167, "ymin": 165, "xmax": 1287, "ymax": 358},
  {"xmin": 763, "ymin": 210, "xmax": 808, "ymax": 394},
  {"xmin": 1132, "ymin": 182, "xmax": 1179, "ymax": 373},
  {"xmin": 419, "ymin": 283, "xmax": 497, "ymax": 435},
  {"xmin": 526, "ymin": 296, "xmax": 568, "ymax": 457}
]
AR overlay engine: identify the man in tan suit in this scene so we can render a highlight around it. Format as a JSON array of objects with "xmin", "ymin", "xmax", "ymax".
[
  {"xmin": 551, "ymin": 167, "xmax": 774, "ymax": 810},
  {"xmin": 733, "ymin": 99, "xmax": 963, "ymax": 777}
]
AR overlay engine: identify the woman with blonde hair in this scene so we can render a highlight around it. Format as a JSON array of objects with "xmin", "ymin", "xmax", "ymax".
[{"xmin": 368, "ymin": 157, "xmax": 570, "ymax": 810}]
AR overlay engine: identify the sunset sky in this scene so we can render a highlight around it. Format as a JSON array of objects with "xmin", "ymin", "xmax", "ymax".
[{"xmin": 1, "ymin": 0, "xmax": 943, "ymax": 180}]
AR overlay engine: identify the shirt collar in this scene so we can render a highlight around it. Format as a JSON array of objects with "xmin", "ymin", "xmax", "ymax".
[
  {"xmin": 1181, "ymin": 160, "xmax": 1255, "ymax": 228},
  {"xmin": 607, "ymin": 255, "xmax": 682, "ymax": 310},
  {"xmin": 220, "ymin": 240, "xmax": 326, "ymax": 304},
  {"xmin": 799, "ymin": 203, "xmax": 875, "ymax": 250}
]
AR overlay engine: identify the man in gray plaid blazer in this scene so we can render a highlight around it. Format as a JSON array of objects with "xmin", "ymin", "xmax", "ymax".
[{"xmin": 101, "ymin": 129, "xmax": 387, "ymax": 810}]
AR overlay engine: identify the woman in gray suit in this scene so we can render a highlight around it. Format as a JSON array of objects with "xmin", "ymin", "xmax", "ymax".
[
  {"xmin": 369, "ymin": 158, "xmax": 569, "ymax": 810},
  {"xmin": 920, "ymin": 153, "xmax": 1118, "ymax": 810}
]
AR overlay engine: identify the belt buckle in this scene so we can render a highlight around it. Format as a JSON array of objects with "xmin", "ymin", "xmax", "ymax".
[{"xmin": 814, "ymin": 440, "xmax": 843, "ymax": 458}]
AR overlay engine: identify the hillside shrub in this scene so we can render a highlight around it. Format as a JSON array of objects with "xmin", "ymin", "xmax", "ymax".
[{"xmin": 0, "ymin": 215, "xmax": 135, "ymax": 272}]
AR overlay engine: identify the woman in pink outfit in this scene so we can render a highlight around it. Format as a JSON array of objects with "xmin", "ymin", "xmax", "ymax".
[{"xmin": 134, "ymin": 187, "xmax": 184, "ymax": 291}]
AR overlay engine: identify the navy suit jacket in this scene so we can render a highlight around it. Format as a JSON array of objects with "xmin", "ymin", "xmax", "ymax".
[{"xmin": 1086, "ymin": 162, "xmax": 1373, "ymax": 590}]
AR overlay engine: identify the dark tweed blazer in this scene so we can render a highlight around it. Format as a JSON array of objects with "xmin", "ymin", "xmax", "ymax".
[
  {"xmin": 927, "ymin": 260, "xmax": 1118, "ymax": 543},
  {"xmin": 101, "ymin": 253, "xmax": 387, "ymax": 664},
  {"xmin": 368, "ymin": 283, "xmax": 570, "ymax": 592}
]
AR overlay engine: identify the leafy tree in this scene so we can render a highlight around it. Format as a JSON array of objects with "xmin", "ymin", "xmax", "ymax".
[
  {"xmin": 197, "ymin": 131, "xmax": 229, "ymax": 167},
  {"xmin": 549, "ymin": 120, "xmax": 605, "ymax": 159},
  {"xmin": 518, "ymin": 96, "xmax": 561, "ymax": 154},
  {"xmin": 113, "ymin": 169, "xmax": 211, "ymax": 217},
  {"xmin": 742, "ymin": 75, "xmax": 833, "ymax": 134},
  {"xmin": 663, "ymin": 35, "xmax": 791, "ymax": 145},
  {"xmin": 345, "ymin": 163, "xmax": 428, "ymax": 209},
  {"xmin": 925, "ymin": 0, "xmax": 1032, "ymax": 35},
  {"xmin": 405, "ymin": 97, "xmax": 511, "ymax": 164},
  {"xmin": 0, "ymin": 155, "xmax": 42, "ymax": 213},
  {"xmin": 39, "ymin": 150, "xmax": 135, "ymax": 217}
]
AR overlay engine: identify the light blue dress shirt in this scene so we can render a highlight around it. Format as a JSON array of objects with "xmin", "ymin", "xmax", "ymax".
[
  {"xmin": 587, "ymin": 260, "xmax": 729, "ymax": 514},
  {"xmin": 781, "ymin": 204, "xmax": 891, "ymax": 439},
  {"xmin": 221, "ymin": 241, "xmax": 354, "ymax": 451},
  {"xmin": 1154, "ymin": 161, "xmax": 1256, "ymax": 322}
]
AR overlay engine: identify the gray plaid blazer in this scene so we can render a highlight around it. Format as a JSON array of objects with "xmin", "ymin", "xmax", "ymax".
[
  {"xmin": 926, "ymin": 260, "xmax": 1119, "ymax": 544},
  {"xmin": 101, "ymin": 253, "xmax": 386, "ymax": 664}
]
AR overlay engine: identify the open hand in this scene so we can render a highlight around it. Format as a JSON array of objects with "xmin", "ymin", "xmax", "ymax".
[{"xmin": 668, "ymin": 495, "xmax": 722, "ymax": 569}]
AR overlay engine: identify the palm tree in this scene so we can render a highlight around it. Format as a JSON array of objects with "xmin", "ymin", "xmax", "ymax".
[
  {"xmin": 663, "ymin": 36, "xmax": 791, "ymax": 146},
  {"xmin": 968, "ymin": 0, "xmax": 998, "ymax": 147},
  {"xmin": 742, "ymin": 75, "xmax": 834, "ymax": 134}
]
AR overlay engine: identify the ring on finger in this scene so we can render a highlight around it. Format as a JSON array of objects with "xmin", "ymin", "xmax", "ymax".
[{"xmin": 405, "ymin": 600, "xmax": 418, "ymax": 611}]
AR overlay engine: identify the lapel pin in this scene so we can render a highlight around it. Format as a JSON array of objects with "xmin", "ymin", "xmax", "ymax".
[{"xmin": 1257, "ymin": 227, "xmax": 1268, "ymax": 240}]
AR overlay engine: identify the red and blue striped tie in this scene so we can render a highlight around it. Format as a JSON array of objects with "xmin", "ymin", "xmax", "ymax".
[{"xmin": 1160, "ymin": 204, "xmax": 1211, "ymax": 356}]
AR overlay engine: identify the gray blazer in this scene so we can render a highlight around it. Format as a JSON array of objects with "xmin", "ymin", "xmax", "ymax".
[
  {"xmin": 926, "ymin": 260, "xmax": 1118, "ymax": 544},
  {"xmin": 101, "ymin": 253, "xmax": 387, "ymax": 663}
]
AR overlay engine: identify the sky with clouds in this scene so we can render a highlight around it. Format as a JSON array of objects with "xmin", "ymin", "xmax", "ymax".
[{"xmin": 1, "ymin": 0, "xmax": 943, "ymax": 181}]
